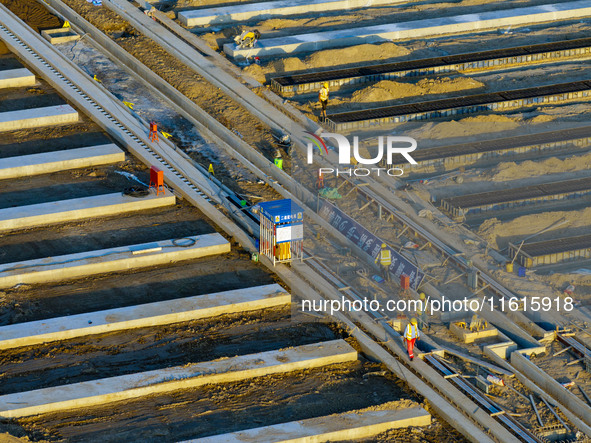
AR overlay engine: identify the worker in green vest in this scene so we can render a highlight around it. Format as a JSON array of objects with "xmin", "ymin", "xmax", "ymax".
[{"xmin": 274, "ymin": 151, "xmax": 283, "ymax": 170}]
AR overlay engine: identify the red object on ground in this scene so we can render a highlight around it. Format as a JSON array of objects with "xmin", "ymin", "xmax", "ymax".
[
  {"xmin": 149, "ymin": 166, "xmax": 164, "ymax": 195},
  {"xmin": 406, "ymin": 338, "xmax": 416, "ymax": 359},
  {"xmin": 149, "ymin": 122, "xmax": 158, "ymax": 142},
  {"xmin": 400, "ymin": 274, "xmax": 410, "ymax": 290}
]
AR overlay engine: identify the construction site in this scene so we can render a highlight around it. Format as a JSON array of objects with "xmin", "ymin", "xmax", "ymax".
[{"xmin": 0, "ymin": 0, "xmax": 591, "ymax": 441}]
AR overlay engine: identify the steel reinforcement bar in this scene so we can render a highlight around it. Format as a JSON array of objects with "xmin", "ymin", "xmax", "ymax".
[
  {"xmin": 441, "ymin": 176, "xmax": 591, "ymax": 219},
  {"xmin": 326, "ymin": 80, "xmax": 591, "ymax": 131},
  {"xmin": 425, "ymin": 355, "xmax": 545, "ymax": 443},
  {"xmin": 271, "ymin": 37, "xmax": 591, "ymax": 95},
  {"xmin": 508, "ymin": 234, "xmax": 591, "ymax": 268},
  {"xmin": 395, "ymin": 125, "xmax": 591, "ymax": 170},
  {"xmin": 1, "ymin": 8, "xmax": 524, "ymax": 442},
  {"xmin": 48, "ymin": 0, "xmax": 544, "ymax": 348}
]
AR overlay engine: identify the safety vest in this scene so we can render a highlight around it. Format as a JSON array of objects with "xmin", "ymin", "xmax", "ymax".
[
  {"xmin": 274, "ymin": 157, "xmax": 283, "ymax": 169},
  {"xmin": 244, "ymin": 31, "xmax": 255, "ymax": 41},
  {"xmin": 405, "ymin": 324, "xmax": 420, "ymax": 340},
  {"xmin": 379, "ymin": 249, "xmax": 391, "ymax": 266},
  {"xmin": 319, "ymin": 87, "xmax": 329, "ymax": 101}
]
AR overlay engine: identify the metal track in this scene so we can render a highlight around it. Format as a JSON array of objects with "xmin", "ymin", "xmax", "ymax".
[
  {"xmin": 271, "ymin": 37, "xmax": 591, "ymax": 95},
  {"xmin": 326, "ymin": 80, "xmax": 591, "ymax": 130},
  {"xmin": 425, "ymin": 355, "xmax": 545, "ymax": 443},
  {"xmin": 396, "ymin": 125, "xmax": 591, "ymax": 169},
  {"xmin": 0, "ymin": 24, "xmax": 214, "ymax": 207},
  {"xmin": 6, "ymin": 2, "xmax": 573, "ymax": 440}
]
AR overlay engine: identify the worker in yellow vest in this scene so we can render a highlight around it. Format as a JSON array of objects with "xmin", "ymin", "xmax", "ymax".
[
  {"xmin": 375, "ymin": 243, "xmax": 391, "ymax": 282},
  {"xmin": 274, "ymin": 151, "xmax": 283, "ymax": 170},
  {"xmin": 318, "ymin": 82, "xmax": 329, "ymax": 120},
  {"xmin": 404, "ymin": 318, "xmax": 421, "ymax": 361}
]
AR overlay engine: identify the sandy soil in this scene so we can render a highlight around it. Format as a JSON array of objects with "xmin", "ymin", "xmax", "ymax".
[
  {"xmin": 477, "ymin": 207, "xmax": 591, "ymax": 250},
  {"xmin": 15, "ymin": 360, "xmax": 427, "ymax": 442}
]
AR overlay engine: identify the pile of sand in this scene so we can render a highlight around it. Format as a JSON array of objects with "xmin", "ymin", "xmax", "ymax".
[
  {"xmin": 306, "ymin": 43, "xmax": 410, "ymax": 68},
  {"xmin": 351, "ymin": 77, "xmax": 484, "ymax": 103},
  {"xmin": 406, "ymin": 115, "xmax": 521, "ymax": 140},
  {"xmin": 242, "ymin": 42, "xmax": 411, "ymax": 83},
  {"xmin": 478, "ymin": 207, "xmax": 591, "ymax": 249},
  {"xmin": 487, "ymin": 152, "xmax": 591, "ymax": 182}
]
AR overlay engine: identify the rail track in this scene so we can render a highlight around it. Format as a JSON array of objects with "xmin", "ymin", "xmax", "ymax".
[
  {"xmin": 2, "ymin": 1, "xmax": 590, "ymax": 441},
  {"xmin": 0, "ymin": 12, "xmax": 421, "ymax": 443}
]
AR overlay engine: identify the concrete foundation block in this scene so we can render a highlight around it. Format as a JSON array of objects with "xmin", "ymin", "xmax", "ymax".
[
  {"xmin": 0, "ymin": 68, "xmax": 35, "ymax": 89},
  {"xmin": 41, "ymin": 28, "xmax": 80, "ymax": 44},
  {"xmin": 0, "ymin": 105, "xmax": 78, "ymax": 132},
  {"xmin": 179, "ymin": 0, "xmax": 402, "ymax": 27},
  {"xmin": 0, "ymin": 284, "xmax": 289, "ymax": 350},
  {"xmin": 0, "ymin": 233, "xmax": 230, "ymax": 289},
  {"xmin": 224, "ymin": 1, "xmax": 591, "ymax": 58},
  {"xmin": 450, "ymin": 322, "xmax": 499, "ymax": 344},
  {"xmin": 0, "ymin": 190, "xmax": 175, "ymax": 232},
  {"xmin": 0, "ymin": 144, "xmax": 124, "ymax": 180},
  {"xmin": 0, "ymin": 339, "xmax": 357, "ymax": 418},
  {"xmin": 185, "ymin": 406, "xmax": 431, "ymax": 442}
]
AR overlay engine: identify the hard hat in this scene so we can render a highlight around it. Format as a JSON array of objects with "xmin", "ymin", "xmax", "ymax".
[
  {"xmin": 275, "ymin": 150, "xmax": 282, "ymax": 158},
  {"xmin": 323, "ymin": 82, "xmax": 328, "ymax": 88},
  {"xmin": 411, "ymin": 317, "xmax": 418, "ymax": 325},
  {"xmin": 381, "ymin": 243, "xmax": 386, "ymax": 248},
  {"xmin": 419, "ymin": 292, "xmax": 426, "ymax": 299}
]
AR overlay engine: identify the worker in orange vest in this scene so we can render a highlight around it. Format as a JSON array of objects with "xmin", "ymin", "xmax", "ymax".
[
  {"xmin": 404, "ymin": 317, "xmax": 421, "ymax": 361},
  {"xmin": 375, "ymin": 243, "xmax": 391, "ymax": 282}
]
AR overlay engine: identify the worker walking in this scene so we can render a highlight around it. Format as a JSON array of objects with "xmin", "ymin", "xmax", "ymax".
[
  {"xmin": 375, "ymin": 243, "xmax": 391, "ymax": 282},
  {"xmin": 318, "ymin": 82, "xmax": 329, "ymax": 121},
  {"xmin": 404, "ymin": 318, "xmax": 421, "ymax": 361},
  {"xmin": 274, "ymin": 151, "xmax": 283, "ymax": 170}
]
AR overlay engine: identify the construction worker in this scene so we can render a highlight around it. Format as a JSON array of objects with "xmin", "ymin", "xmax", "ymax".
[
  {"xmin": 274, "ymin": 151, "xmax": 283, "ymax": 170},
  {"xmin": 404, "ymin": 317, "xmax": 421, "ymax": 361},
  {"xmin": 417, "ymin": 292, "xmax": 428, "ymax": 331},
  {"xmin": 235, "ymin": 29, "xmax": 261, "ymax": 49},
  {"xmin": 318, "ymin": 82, "xmax": 329, "ymax": 120},
  {"xmin": 375, "ymin": 243, "xmax": 391, "ymax": 282}
]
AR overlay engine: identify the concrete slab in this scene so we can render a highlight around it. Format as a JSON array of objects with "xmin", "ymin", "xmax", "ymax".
[
  {"xmin": 0, "ymin": 68, "xmax": 35, "ymax": 89},
  {"xmin": 0, "ymin": 284, "xmax": 289, "ymax": 350},
  {"xmin": 0, "ymin": 105, "xmax": 78, "ymax": 132},
  {"xmin": 179, "ymin": 0, "xmax": 402, "ymax": 27},
  {"xmin": 0, "ymin": 190, "xmax": 175, "ymax": 232},
  {"xmin": 0, "ymin": 339, "xmax": 356, "ymax": 418},
  {"xmin": 186, "ymin": 406, "xmax": 431, "ymax": 442},
  {"xmin": 224, "ymin": 1, "xmax": 591, "ymax": 58},
  {"xmin": 0, "ymin": 144, "xmax": 124, "ymax": 180},
  {"xmin": 41, "ymin": 28, "xmax": 80, "ymax": 45},
  {"xmin": 0, "ymin": 233, "xmax": 230, "ymax": 289}
]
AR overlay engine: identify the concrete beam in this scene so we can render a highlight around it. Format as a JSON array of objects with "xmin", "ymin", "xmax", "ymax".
[
  {"xmin": 0, "ymin": 233, "xmax": 229, "ymax": 289},
  {"xmin": 0, "ymin": 144, "xmax": 124, "ymax": 180},
  {"xmin": 0, "ymin": 284, "xmax": 289, "ymax": 350},
  {"xmin": 0, "ymin": 105, "xmax": 78, "ymax": 132},
  {"xmin": 0, "ymin": 339, "xmax": 356, "ymax": 418},
  {"xmin": 186, "ymin": 406, "xmax": 431, "ymax": 442},
  {"xmin": 511, "ymin": 352, "xmax": 591, "ymax": 429},
  {"xmin": 179, "ymin": 0, "xmax": 403, "ymax": 27},
  {"xmin": 0, "ymin": 68, "xmax": 35, "ymax": 88},
  {"xmin": 224, "ymin": 1, "xmax": 591, "ymax": 58},
  {"xmin": 0, "ymin": 190, "xmax": 175, "ymax": 232}
]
